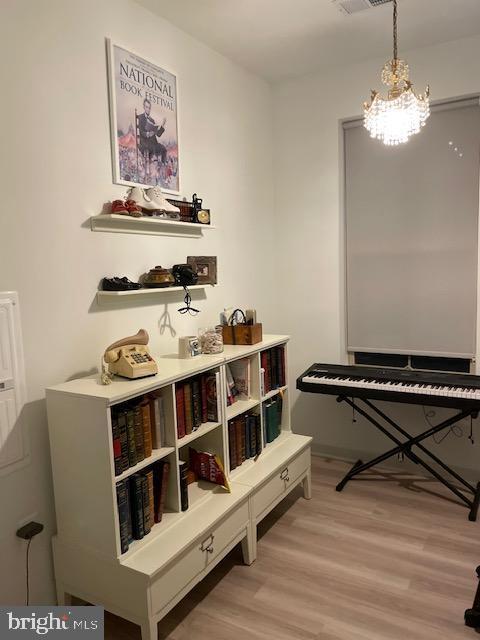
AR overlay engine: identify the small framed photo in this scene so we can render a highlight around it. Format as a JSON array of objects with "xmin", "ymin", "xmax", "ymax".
[{"xmin": 187, "ymin": 256, "xmax": 217, "ymax": 285}]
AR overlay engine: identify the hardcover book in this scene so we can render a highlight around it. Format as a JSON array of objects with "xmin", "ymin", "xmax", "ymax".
[
  {"xmin": 175, "ymin": 383, "xmax": 186, "ymax": 439},
  {"xmin": 184, "ymin": 382, "xmax": 193, "ymax": 435},
  {"xmin": 133, "ymin": 404, "xmax": 145, "ymax": 462},
  {"xmin": 125, "ymin": 409, "xmax": 137, "ymax": 467},
  {"xmin": 117, "ymin": 412, "xmax": 129, "ymax": 472},
  {"xmin": 141, "ymin": 399, "xmax": 153, "ymax": 459},
  {"xmin": 192, "ymin": 378, "xmax": 202, "ymax": 429},
  {"xmin": 141, "ymin": 474, "xmax": 151, "ymax": 535},
  {"xmin": 116, "ymin": 480, "xmax": 130, "ymax": 553},
  {"xmin": 129, "ymin": 474, "xmax": 145, "ymax": 540},
  {"xmin": 206, "ymin": 374, "xmax": 218, "ymax": 422}
]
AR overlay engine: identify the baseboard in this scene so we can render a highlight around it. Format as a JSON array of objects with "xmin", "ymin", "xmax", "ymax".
[{"xmin": 311, "ymin": 442, "xmax": 479, "ymax": 485}]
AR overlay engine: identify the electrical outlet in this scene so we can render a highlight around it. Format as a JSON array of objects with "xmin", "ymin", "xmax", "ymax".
[{"xmin": 16, "ymin": 521, "xmax": 44, "ymax": 540}]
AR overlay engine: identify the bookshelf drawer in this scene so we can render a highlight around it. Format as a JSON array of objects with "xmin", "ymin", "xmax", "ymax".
[
  {"xmin": 205, "ymin": 499, "xmax": 249, "ymax": 566},
  {"xmin": 151, "ymin": 543, "xmax": 206, "ymax": 614},
  {"xmin": 252, "ymin": 448, "xmax": 310, "ymax": 520},
  {"xmin": 150, "ymin": 500, "xmax": 249, "ymax": 613}
]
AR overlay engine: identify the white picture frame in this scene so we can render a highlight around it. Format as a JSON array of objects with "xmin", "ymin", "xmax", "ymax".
[{"xmin": 106, "ymin": 38, "xmax": 181, "ymax": 195}]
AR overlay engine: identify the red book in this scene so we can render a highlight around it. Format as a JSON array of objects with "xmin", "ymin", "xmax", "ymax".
[
  {"xmin": 201, "ymin": 375, "xmax": 208, "ymax": 424},
  {"xmin": 175, "ymin": 383, "xmax": 186, "ymax": 439},
  {"xmin": 261, "ymin": 351, "xmax": 270, "ymax": 393},
  {"xmin": 278, "ymin": 345, "xmax": 286, "ymax": 387}
]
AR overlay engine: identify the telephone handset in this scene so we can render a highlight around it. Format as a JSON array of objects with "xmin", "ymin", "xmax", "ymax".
[{"xmin": 102, "ymin": 329, "xmax": 158, "ymax": 383}]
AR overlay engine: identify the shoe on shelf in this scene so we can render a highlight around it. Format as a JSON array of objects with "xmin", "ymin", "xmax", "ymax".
[
  {"xmin": 101, "ymin": 277, "xmax": 142, "ymax": 292},
  {"xmin": 144, "ymin": 187, "xmax": 180, "ymax": 214},
  {"xmin": 110, "ymin": 200, "xmax": 129, "ymax": 215},
  {"xmin": 115, "ymin": 276, "xmax": 142, "ymax": 290},
  {"xmin": 124, "ymin": 199, "xmax": 143, "ymax": 218},
  {"xmin": 127, "ymin": 186, "xmax": 158, "ymax": 212}
]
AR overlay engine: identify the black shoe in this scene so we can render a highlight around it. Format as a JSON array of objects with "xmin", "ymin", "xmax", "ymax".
[{"xmin": 115, "ymin": 277, "xmax": 142, "ymax": 290}]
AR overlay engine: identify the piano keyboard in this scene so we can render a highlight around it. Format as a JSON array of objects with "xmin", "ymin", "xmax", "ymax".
[
  {"xmin": 303, "ymin": 372, "xmax": 480, "ymax": 400},
  {"xmin": 297, "ymin": 363, "xmax": 480, "ymax": 408}
]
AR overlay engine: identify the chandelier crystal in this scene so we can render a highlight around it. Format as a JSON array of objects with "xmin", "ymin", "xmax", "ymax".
[{"xmin": 363, "ymin": 0, "xmax": 430, "ymax": 146}]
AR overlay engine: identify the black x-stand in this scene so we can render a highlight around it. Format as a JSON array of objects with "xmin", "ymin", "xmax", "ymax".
[
  {"xmin": 465, "ymin": 567, "xmax": 480, "ymax": 632},
  {"xmin": 335, "ymin": 396, "xmax": 480, "ymax": 522}
]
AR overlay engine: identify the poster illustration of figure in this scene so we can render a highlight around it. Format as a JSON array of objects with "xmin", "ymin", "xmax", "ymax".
[{"xmin": 107, "ymin": 41, "xmax": 180, "ymax": 193}]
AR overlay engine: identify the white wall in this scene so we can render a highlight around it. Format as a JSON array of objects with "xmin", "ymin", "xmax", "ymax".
[
  {"xmin": 273, "ymin": 35, "xmax": 480, "ymax": 476},
  {"xmin": 0, "ymin": 0, "xmax": 278, "ymax": 604}
]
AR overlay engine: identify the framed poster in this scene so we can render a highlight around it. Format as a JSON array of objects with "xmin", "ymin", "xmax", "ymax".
[{"xmin": 106, "ymin": 39, "xmax": 180, "ymax": 194}]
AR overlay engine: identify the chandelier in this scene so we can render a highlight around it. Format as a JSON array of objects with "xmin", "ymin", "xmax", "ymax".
[{"xmin": 363, "ymin": 0, "xmax": 430, "ymax": 146}]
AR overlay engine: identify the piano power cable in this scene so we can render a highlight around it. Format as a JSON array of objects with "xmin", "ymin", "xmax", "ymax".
[{"xmin": 422, "ymin": 406, "xmax": 467, "ymax": 445}]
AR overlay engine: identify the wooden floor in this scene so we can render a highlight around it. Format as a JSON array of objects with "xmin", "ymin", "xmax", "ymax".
[{"xmin": 105, "ymin": 456, "xmax": 480, "ymax": 639}]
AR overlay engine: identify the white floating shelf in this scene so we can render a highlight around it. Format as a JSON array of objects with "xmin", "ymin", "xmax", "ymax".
[
  {"xmin": 90, "ymin": 214, "xmax": 216, "ymax": 238},
  {"xmin": 97, "ymin": 284, "xmax": 211, "ymax": 303}
]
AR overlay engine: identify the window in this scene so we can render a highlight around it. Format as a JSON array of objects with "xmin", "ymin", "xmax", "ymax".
[{"xmin": 344, "ymin": 97, "xmax": 480, "ymax": 361}]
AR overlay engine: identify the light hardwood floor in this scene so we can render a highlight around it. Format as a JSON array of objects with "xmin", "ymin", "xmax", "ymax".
[{"xmin": 105, "ymin": 456, "xmax": 480, "ymax": 639}]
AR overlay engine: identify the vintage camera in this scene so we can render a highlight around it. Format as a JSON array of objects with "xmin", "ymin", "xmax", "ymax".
[{"xmin": 172, "ymin": 263, "xmax": 198, "ymax": 287}]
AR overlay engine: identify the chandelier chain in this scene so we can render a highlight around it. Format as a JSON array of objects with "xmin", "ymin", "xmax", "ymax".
[{"xmin": 393, "ymin": 0, "xmax": 398, "ymax": 61}]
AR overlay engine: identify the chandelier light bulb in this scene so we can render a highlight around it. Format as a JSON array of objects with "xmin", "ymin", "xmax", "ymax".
[{"xmin": 363, "ymin": 1, "xmax": 430, "ymax": 146}]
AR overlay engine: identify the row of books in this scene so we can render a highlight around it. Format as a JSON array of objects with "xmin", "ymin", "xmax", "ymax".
[
  {"xmin": 175, "ymin": 373, "xmax": 218, "ymax": 439},
  {"xmin": 228, "ymin": 412, "xmax": 262, "ymax": 470},
  {"xmin": 225, "ymin": 358, "xmax": 251, "ymax": 406},
  {"xmin": 112, "ymin": 392, "xmax": 166, "ymax": 477},
  {"xmin": 261, "ymin": 346, "xmax": 286, "ymax": 395},
  {"xmin": 116, "ymin": 460, "xmax": 170, "ymax": 554},
  {"xmin": 263, "ymin": 395, "xmax": 283, "ymax": 444}
]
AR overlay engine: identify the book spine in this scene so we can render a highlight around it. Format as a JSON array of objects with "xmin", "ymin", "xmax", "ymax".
[
  {"xmin": 255, "ymin": 414, "xmax": 262, "ymax": 455},
  {"xmin": 276, "ymin": 395, "xmax": 283, "ymax": 438},
  {"xmin": 184, "ymin": 382, "xmax": 193, "ymax": 435},
  {"xmin": 192, "ymin": 378, "xmax": 202, "ymax": 429},
  {"xmin": 116, "ymin": 480, "xmax": 130, "ymax": 554},
  {"xmin": 175, "ymin": 383, "xmax": 186, "ymax": 439},
  {"xmin": 145, "ymin": 469, "xmax": 155, "ymax": 529},
  {"xmin": 117, "ymin": 412, "xmax": 129, "ymax": 472},
  {"xmin": 206, "ymin": 374, "xmax": 218, "ymax": 422},
  {"xmin": 179, "ymin": 461, "xmax": 189, "ymax": 511},
  {"xmin": 133, "ymin": 404, "xmax": 145, "ymax": 462},
  {"xmin": 228, "ymin": 421, "xmax": 237, "ymax": 470},
  {"xmin": 278, "ymin": 345, "xmax": 286, "ymax": 387},
  {"xmin": 111, "ymin": 412, "xmax": 122, "ymax": 476},
  {"xmin": 141, "ymin": 400, "xmax": 153, "ymax": 459},
  {"xmin": 201, "ymin": 374, "xmax": 208, "ymax": 423},
  {"xmin": 245, "ymin": 415, "xmax": 251, "ymax": 459},
  {"xmin": 248, "ymin": 415, "xmax": 256, "ymax": 458},
  {"xmin": 129, "ymin": 475, "xmax": 144, "ymax": 540},
  {"xmin": 125, "ymin": 478, "xmax": 133, "ymax": 543},
  {"xmin": 262, "ymin": 403, "xmax": 267, "ymax": 445},
  {"xmin": 260, "ymin": 367, "xmax": 265, "ymax": 397},
  {"xmin": 141, "ymin": 474, "xmax": 151, "ymax": 536},
  {"xmin": 264, "ymin": 351, "xmax": 271, "ymax": 393},
  {"xmin": 126, "ymin": 410, "xmax": 137, "ymax": 467},
  {"xmin": 235, "ymin": 418, "xmax": 243, "ymax": 467},
  {"xmin": 158, "ymin": 461, "xmax": 170, "ymax": 522},
  {"xmin": 271, "ymin": 348, "xmax": 278, "ymax": 389}
]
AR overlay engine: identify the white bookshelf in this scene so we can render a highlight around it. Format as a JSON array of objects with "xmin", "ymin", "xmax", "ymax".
[{"xmin": 46, "ymin": 335, "xmax": 311, "ymax": 640}]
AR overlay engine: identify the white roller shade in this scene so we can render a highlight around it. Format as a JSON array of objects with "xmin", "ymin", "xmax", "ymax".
[{"xmin": 344, "ymin": 98, "xmax": 480, "ymax": 358}]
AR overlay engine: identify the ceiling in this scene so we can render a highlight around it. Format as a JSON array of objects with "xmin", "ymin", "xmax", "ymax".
[{"xmin": 135, "ymin": 0, "xmax": 480, "ymax": 82}]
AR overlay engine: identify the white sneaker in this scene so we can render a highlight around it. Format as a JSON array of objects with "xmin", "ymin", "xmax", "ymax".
[
  {"xmin": 127, "ymin": 186, "xmax": 158, "ymax": 212},
  {"xmin": 144, "ymin": 187, "xmax": 180, "ymax": 213}
]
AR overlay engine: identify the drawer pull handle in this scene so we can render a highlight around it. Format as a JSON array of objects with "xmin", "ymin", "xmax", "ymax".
[
  {"xmin": 200, "ymin": 534, "xmax": 215, "ymax": 552},
  {"xmin": 280, "ymin": 467, "xmax": 289, "ymax": 481}
]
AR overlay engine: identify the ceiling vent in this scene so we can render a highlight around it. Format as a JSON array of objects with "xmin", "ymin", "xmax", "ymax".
[{"xmin": 333, "ymin": 0, "xmax": 391, "ymax": 15}]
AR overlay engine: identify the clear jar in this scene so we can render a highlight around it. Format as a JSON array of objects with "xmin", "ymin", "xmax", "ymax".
[{"xmin": 199, "ymin": 326, "xmax": 224, "ymax": 354}]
